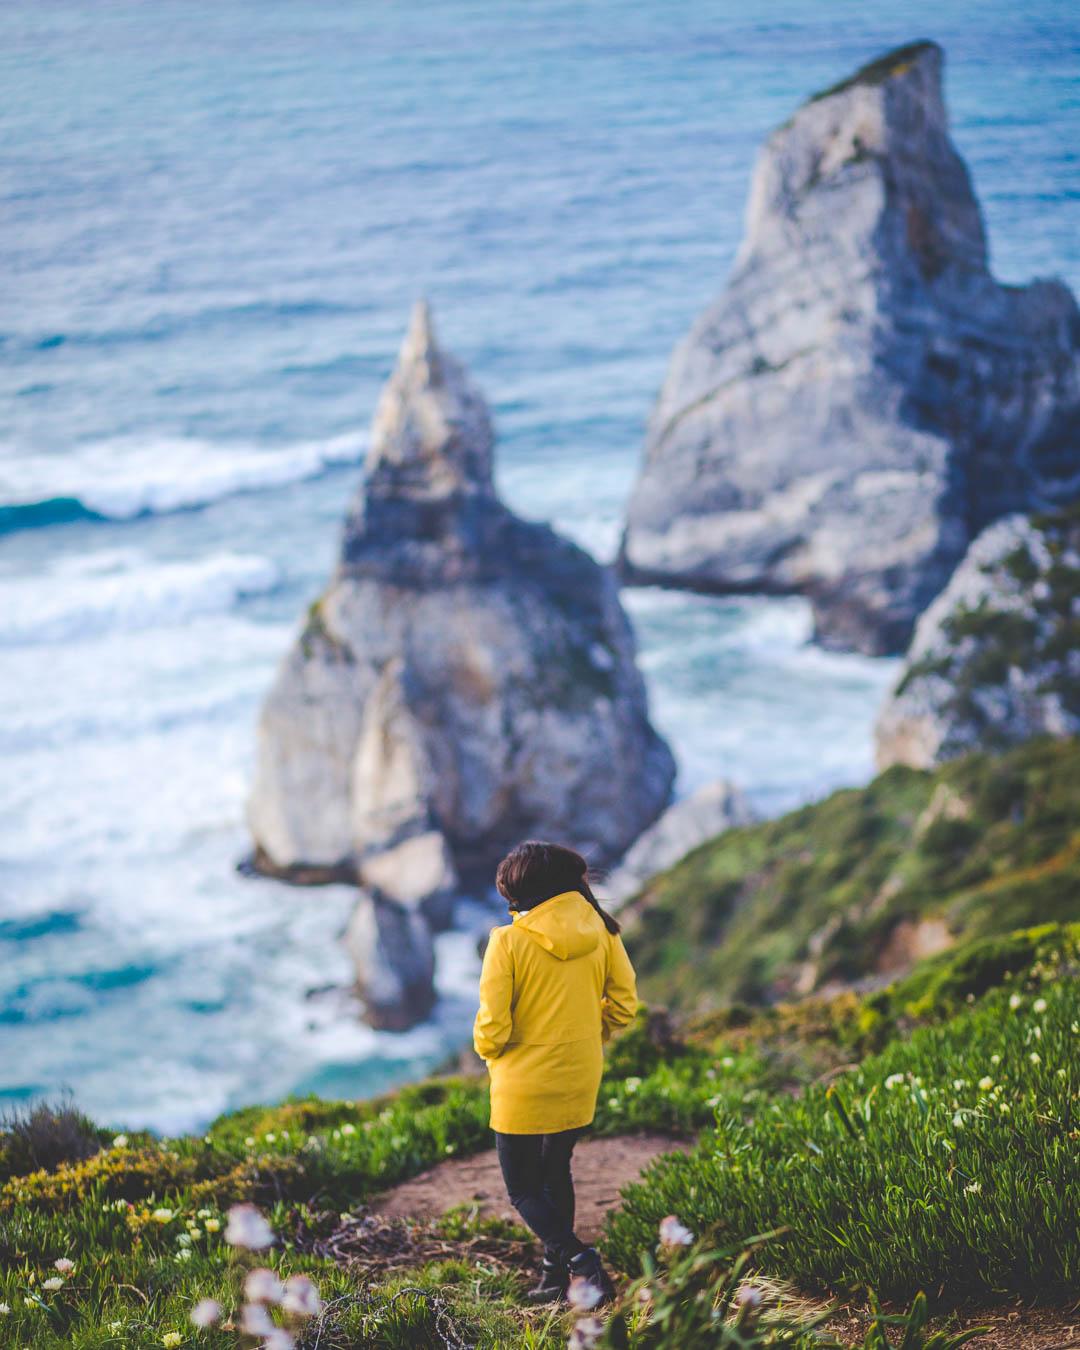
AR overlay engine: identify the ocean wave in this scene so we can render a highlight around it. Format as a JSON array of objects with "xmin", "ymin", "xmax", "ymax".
[
  {"xmin": 0, "ymin": 549, "xmax": 282, "ymax": 646},
  {"xmin": 0, "ymin": 431, "xmax": 366, "ymax": 533}
]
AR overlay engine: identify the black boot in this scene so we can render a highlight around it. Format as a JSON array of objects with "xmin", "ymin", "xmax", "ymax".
[
  {"xmin": 567, "ymin": 1246, "xmax": 616, "ymax": 1306},
  {"xmin": 525, "ymin": 1258, "xmax": 569, "ymax": 1304}
]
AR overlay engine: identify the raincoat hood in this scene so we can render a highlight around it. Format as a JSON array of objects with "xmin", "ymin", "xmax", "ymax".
[{"xmin": 511, "ymin": 890, "xmax": 601, "ymax": 961}]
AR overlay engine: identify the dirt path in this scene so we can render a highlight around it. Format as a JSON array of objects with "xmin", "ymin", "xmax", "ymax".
[
  {"xmin": 369, "ymin": 1131, "xmax": 688, "ymax": 1243},
  {"xmin": 370, "ymin": 1135, "xmax": 1079, "ymax": 1348}
]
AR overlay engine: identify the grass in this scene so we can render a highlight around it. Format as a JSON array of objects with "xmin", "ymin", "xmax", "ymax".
[
  {"xmin": 621, "ymin": 736, "xmax": 1080, "ymax": 1012},
  {"xmin": 0, "ymin": 1031, "xmax": 730, "ymax": 1349},
  {"xmin": 3, "ymin": 923, "xmax": 1077, "ymax": 1345},
  {"xmin": 605, "ymin": 976, "xmax": 1080, "ymax": 1302}
]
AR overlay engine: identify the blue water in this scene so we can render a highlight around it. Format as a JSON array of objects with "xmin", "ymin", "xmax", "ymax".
[{"xmin": 1, "ymin": 1, "xmax": 1076, "ymax": 1131}]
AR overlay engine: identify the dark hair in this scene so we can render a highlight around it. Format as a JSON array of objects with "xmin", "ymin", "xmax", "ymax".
[{"xmin": 495, "ymin": 840, "xmax": 620, "ymax": 935}]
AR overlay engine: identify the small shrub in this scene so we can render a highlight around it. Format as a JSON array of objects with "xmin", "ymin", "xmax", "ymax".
[{"xmin": 0, "ymin": 1099, "xmax": 105, "ymax": 1182}]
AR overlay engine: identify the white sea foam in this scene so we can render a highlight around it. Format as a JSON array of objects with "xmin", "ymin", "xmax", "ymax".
[
  {"xmin": 0, "ymin": 549, "xmax": 282, "ymax": 646},
  {"xmin": 0, "ymin": 430, "xmax": 366, "ymax": 522}
]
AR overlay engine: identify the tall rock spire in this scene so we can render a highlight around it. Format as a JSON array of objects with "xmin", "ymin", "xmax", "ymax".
[
  {"xmin": 341, "ymin": 301, "xmax": 502, "ymax": 581},
  {"xmin": 248, "ymin": 305, "xmax": 676, "ymax": 1029},
  {"xmin": 620, "ymin": 41, "xmax": 1080, "ymax": 655},
  {"xmin": 362, "ymin": 299, "xmax": 495, "ymax": 501}
]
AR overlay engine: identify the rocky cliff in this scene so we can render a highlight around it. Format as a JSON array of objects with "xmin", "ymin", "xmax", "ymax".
[
  {"xmin": 620, "ymin": 41, "xmax": 1080, "ymax": 655},
  {"xmin": 876, "ymin": 507, "xmax": 1080, "ymax": 770},
  {"xmin": 249, "ymin": 303, "xmax": 675, "ymax": 1025}
]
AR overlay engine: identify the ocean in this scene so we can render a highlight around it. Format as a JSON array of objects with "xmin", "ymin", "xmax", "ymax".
[{"xmin": 1, "ymin": 0, "xmax": 1076, "ymax": 1133}]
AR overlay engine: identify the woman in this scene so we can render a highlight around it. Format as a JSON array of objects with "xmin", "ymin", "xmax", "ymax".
[{"xmin": 473, "ymin": 840, "xmax": 638, "ymax": 1304}]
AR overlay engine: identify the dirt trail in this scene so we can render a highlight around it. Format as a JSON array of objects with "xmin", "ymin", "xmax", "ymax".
[
  {"xmin": 370, "ymin": 1135, "xmax": 1079, "ymax": 1349},
  {"xmin": 369, "ymin": 1131, "xmax": 688, "ymax": 1243}
]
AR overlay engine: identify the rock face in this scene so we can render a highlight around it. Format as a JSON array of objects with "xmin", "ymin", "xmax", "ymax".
[
  {"xmin": 249, "ymin": 303, "xmax": 675, "ymax": 1024},
  {"xmin": 603, "ymin": 780, "xmax": 756, "ymax": 908},
  {"xmin": 876, "ymin": 509, "xmax": 1080, "ymax": 770},
  {"xmin": 344, "ymin": 892, "xmax": 436, "ymax": 1032},
  {"xmin": 620, "ymin": 41, "xmax": 1080, "ymax": 655}
]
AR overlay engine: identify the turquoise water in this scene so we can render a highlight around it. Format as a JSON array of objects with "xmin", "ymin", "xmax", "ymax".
[{"xmin": 1, "ymin": 1, "xmax": 1076, "ymax": 1130}]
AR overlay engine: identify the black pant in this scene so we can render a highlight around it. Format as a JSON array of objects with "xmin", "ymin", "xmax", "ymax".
[{"xmin": 494, "ymin": 1127, "xmax": 586, "ymax": 1263}]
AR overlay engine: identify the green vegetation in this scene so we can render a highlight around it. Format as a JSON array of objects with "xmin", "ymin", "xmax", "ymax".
[
  {"xmin": 3, "ymin": 921, "xmax": 1076, "ymax": 1345},
  {"xmin": 0, "ymin": 1038, "xmax": 730, "ymax": 1348},
  {"xmin": 606, "ymin": 974, "xmax": 1080, "ymax": 1302},
  {"xmin": 5, "ymin": 736, "xmax": 1079, "ymax": 1344},
  {"xmin": 912, "ymin": 507, "xmax": 1080, "ymax": 728},
  {"xmin": 623, "ymin": 736, "xmax": 1080, "ymax": 1011}
]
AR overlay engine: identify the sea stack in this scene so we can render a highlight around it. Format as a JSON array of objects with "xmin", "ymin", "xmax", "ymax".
[
  {"xmin": 249, "ymin": 303, "xmax": 675, "ymax": 1023},
  {"xmin": 620, "ymin": 41, "xmax": 1080, "ymax": 655}
]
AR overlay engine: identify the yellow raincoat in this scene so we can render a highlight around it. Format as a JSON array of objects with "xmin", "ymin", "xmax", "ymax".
[{"xmin": 473, "ymin": 890, "xmax": 638, "ymax": 1134}]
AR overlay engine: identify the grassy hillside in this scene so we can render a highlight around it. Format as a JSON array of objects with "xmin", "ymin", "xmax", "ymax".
[
  {"xmin": 622, "ymin": 737, "xmax": 1080, "ymax": 1011},
  {"xmin": 2, "ymin": 924, "xmax": 1077, "ymax": 1347}
]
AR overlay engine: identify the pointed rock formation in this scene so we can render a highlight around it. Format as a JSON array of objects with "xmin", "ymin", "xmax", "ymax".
[
  {"xmin": 875, "ymin": 508, "xmax": 1080, "ymax": 770},
  {"xmin": 620, "ymin": 41, "xmax": 1080, "ymax": 655},
  {"xmin": 248, "ymin": 303, "xmax": 675, "ymax": 1025}
]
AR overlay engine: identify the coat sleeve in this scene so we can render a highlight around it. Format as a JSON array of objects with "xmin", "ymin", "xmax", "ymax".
[
  {"xmin": 473, "ymin": 927, "xmax": 515, "ymax": 1061},
  {"xmin": 601, "ymin": 933, "xmax": 638, "ymax": 1042}
]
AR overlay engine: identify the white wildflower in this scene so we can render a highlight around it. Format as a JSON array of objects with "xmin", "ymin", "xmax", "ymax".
[
  {"xmin": 567, "ymin": 1277, "xmax": 603, "ymax": 1310},
  {"xmin": 262, "ymin": 1331, "xmax": 296, "ymax": 1350},
  {"xmin": 244, "ymin": 1268, "xmax": 284, "ymax": 1304},
  {"xmin": 281, "ymin": 1274, "xmax": 322, "ymax": 1318},
  {"xmin": 53, "ymin": 1258, "xmax": 74, "ymax": 1274},
  {"xmin": 1030, "ymin": 1052, "xmax": 1042, "ymax": 1065},
  {"xmin": 240, "ymin": 1303, "xmax": 276, "ymax": 1335},
  {"xmin": 1009, "ymin": 993, "xmax": 1022, "ymax": 1010},
  {"xmin": 176, "ymin": 1247, "xmax": 192, "ymax": 1261},
  {"xmin": 953, "ymin": 1079, "xmax": 966, "ymax": 1090},
  {"xmin": 190, "ymin": 1298, "xmax": 222, "ymax": 1327},
  {"xmin": 721, "ymin": 1056, "xmax": 735, "ymax": 1069},
  {"xmin": 978, "ymin": 1077, "xmax": 994, "ymax": 1091},
  {"xmin": 568, "ymin": 1315, "xmax": 605, "ymax": 1350},
  {"xmin": 964, "ymin": 1180, "xmax": 981, "ymax": 1194},
  {"xmin": 658, "ymin": 1215, "xmax": 694, "ymax": 1247},
  {"xmin": 625, "ymin": 1077, "xmax": 641, "ymax": 1093},
  {"xmin": 341, "ymin": 1123, "xmax": 356, "ymax": 1136},
  {"xmin": 0, "ymin": 1304, "xmax": 9, "ymax": 1315},
  {"xmin": 1033, "ymin": 998, "xmax": 1047, "ymax": 1013},
  {"xmin": 42, "ymin": 1277, "xmax": 64, "ymax": 1291},
  {"xmin": 196, "ymin": 1208, "xmax": 213, "ymax": 1220},
  {"xmin": 736, "ymin": 1283, "xmax": 763, "ymax": 1309},
  {"xmin": 244, "ymin": 1135, "xmax": 256, "ymax": 1148},
  {"xmin": 991, "ymin": 1053, "xmax": 1001, "ymax": 1065},
  {"xmin": 884, "ymin": 1073, "xmax": 905, "ymax": 1090},
  {"xmin": 177, "ymin": 1232, "xmax": 192, "ymax": 1247},
  {"xmin": 151, "ymin": 1208, "xmax": 174, "ymax": 1224},
  {"xmin": 264, "ymin": 1132, "xmax": 276, "ymax": 1143},
  {"xmin": 952, "ymin": 1112, "xmax": 965, "ymax": 1129},
  {"xmin": 225, "ymin": 1203, "xmax": 274, "ymax": 1250}
]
